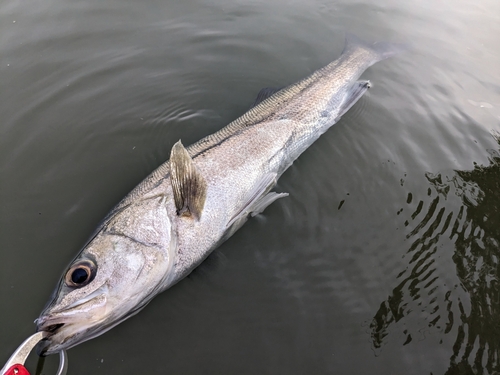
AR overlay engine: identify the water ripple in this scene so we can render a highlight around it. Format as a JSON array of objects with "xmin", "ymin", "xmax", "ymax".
[{"xmin": 370, "ymin": 133, "xmax": 500, "ymax": 373}]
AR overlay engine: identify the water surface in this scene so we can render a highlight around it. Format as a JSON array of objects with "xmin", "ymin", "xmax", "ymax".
[{"xmin": 1, "ymin": 0, "xmax": 500, "ymax": 374}]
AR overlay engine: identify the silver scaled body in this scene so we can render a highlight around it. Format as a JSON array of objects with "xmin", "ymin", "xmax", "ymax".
[{"xmin": 35, "ymin": 36, "xmax": 401, "ymax": 354}]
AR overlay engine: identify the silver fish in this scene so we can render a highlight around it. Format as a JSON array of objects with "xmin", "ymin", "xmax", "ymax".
[{"xmin": 36, "ymin": 35, "xmax": 402, "ymax": 354}]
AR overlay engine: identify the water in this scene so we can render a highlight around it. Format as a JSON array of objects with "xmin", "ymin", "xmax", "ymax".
[{"xmin": 1, "ymin": 0, "xmax": 500, "ymax": 373}]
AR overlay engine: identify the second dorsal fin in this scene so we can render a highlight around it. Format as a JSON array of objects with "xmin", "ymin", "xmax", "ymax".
[
  {"xmin": 169, "ymin": 140, "xmax": 207, "ymax": 220},
  {"xmin": 249, "ymin": 87, "xmax": 282, "ymax": 109}
]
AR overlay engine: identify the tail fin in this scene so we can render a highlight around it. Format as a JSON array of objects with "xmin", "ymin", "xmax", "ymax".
[{"xmin": 342, "ymin": 33, "xmax": 408, "ymax": 66}]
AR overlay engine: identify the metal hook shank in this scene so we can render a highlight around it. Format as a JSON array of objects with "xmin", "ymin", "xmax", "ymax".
[{"xmin": 1, "ymin": 332, "xmax": 47, "ymax": 374}]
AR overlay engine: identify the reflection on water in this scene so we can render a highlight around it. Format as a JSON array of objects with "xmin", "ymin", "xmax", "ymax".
[{"xmin": 370, "ymin": 134, "xmax": 500, "ymax": 374}]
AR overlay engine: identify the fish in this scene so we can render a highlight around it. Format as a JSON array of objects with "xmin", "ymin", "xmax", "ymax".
[{"xmin": 35, "ymin": 35, "xmax": 403, "ymax": 355}]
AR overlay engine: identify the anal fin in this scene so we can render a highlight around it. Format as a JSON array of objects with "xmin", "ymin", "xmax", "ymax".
[{"xmin": 336, "ymin": 80, "xmax": 371, "ymax": 119}]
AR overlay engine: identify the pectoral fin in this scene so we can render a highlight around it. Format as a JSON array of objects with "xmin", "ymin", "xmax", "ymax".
[
  {"xmin": 169, "ymin": 140, "xmax": 207, "ymax": 220},
  {"xmin": 249, "ymin": 192, "xmax": 289, "ymax": 217},
  {"xmin": 227, "ymin": 173, "xmax": 288, "ymax": 228}
]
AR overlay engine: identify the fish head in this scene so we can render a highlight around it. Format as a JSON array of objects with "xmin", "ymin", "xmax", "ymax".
[{"xmin": 36, "ymin": 201, "xmax": 176, "ymax": 355}]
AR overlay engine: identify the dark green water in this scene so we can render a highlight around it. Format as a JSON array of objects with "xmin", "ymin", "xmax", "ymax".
[{"xmin": 1, "ymin": 0, "xmax": 500, "ymax": 374}]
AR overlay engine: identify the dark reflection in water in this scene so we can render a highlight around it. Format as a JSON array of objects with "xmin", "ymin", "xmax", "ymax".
[{"xmin": 371, "ymin": 134, "xmax": 500, "ymax": 374}]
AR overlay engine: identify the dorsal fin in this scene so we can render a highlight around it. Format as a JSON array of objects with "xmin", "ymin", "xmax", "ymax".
[
  {"xmin": 169, "ymin": 140, "xmax": 207, "ymax": 220},
  {"xmin": 186, "ymin": 71, "xmax": 325, "ymax": 158},
  {"xmin": 249, "ymin": 87, "xmax": 282, "ymax": 109}
]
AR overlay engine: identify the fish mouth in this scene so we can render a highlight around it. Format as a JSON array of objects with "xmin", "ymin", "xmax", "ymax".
[
  {"xmin": 42, "ymin": 323, "xmax": 65, "ymax": 333},
  {"xmin": 35, "ymin": 291, "xmax": 108, "ymax": 355},
  {"xmin": 36, "ymin": 316, "xmax": 93, "ymax": 356},
  {"xmin": 35, "ymin": 317, "xmax": 68, "ymax": 356},
  {"xmin": 35, "ymin": 325, "xmax": 63, "ymax": 356},
  {"xmin": 36, "ymin": 323, "xmax": 65, "ymax": 338},
  {"xmin": 36, "ymin": 315, "xmax": 67, "ymax": 335}
]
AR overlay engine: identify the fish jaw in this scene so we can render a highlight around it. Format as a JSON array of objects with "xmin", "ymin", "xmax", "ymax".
[
  {"xmin": 36, "ymin": 291, "xmax": 108, "ymax": 355},
  {"xmin": 36, "ymin": 285, "xmax": 154, "ymax": 355}
]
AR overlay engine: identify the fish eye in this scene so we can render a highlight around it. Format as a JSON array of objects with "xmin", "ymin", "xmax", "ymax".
[{"xmin": 65, "ymin": 260, "xmax": 97, "ymax": 288}]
